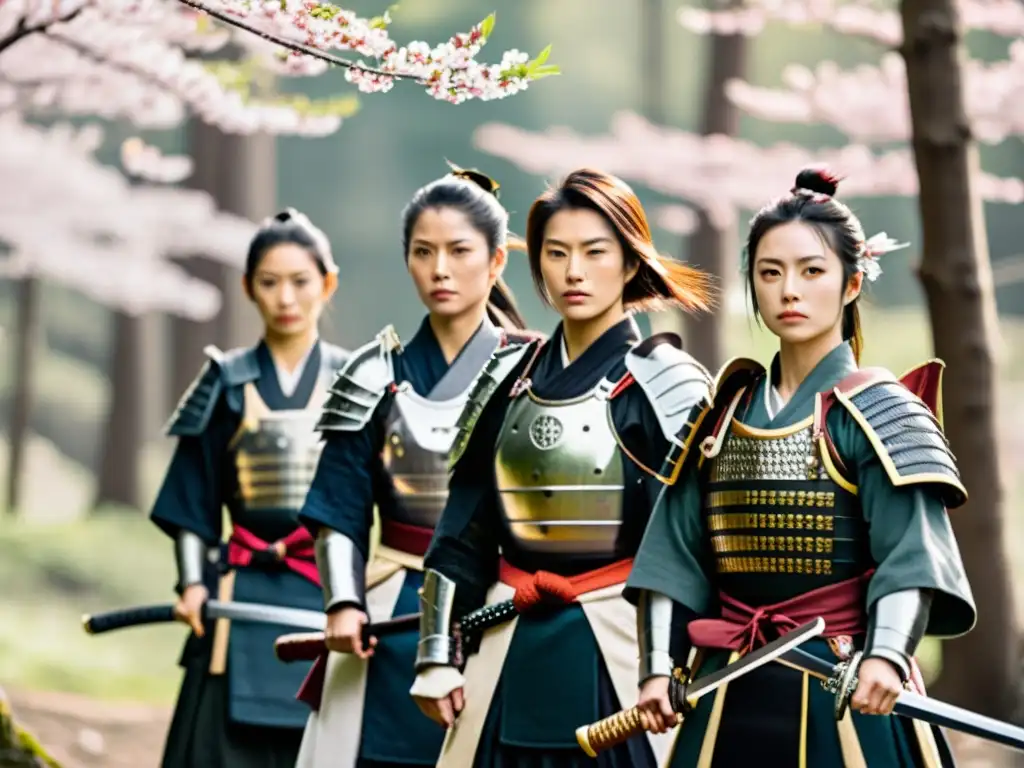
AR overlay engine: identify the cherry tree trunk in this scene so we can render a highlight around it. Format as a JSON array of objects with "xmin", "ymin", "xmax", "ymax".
[
  {"xmin": 93, "ymin": 312, "xmax": 144, "ymax": 511},
  {"xmin": 5, "ymin": 276, "xmax": 41, "ymax": 515},
  {"xmin": 901, "ymin": 0, "xmax": 1020, "ymax": 719},
  {"xmin": 683, "ymin": 19, "xmax": 748, "ymax": 372}
]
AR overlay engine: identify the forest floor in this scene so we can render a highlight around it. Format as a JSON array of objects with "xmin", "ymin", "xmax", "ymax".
[{"xmin": 2, "ymin": 306, "xmax": 1024, "ymax": 767}]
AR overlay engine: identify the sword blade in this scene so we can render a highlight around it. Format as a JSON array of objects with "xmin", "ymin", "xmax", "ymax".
[
  {"xmin": 684, "ymin": 617, "xmax": 827, "ymax": 703},
  {"xmin": 204, "ymin": 600, "xmax": 325, "ymax": 631},
  {"xmin": 778, "ymin": 647, "xmax": 1024, "ymax": 752}
]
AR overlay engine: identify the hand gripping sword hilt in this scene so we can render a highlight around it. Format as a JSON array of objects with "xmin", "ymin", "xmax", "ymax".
[
  {"xmin": 575, "ymin": 667, "xmax": 691, "ymax": 758},
  {"xmin": 822, "ymin": 650, "xmax": 862, "ymax": 721}
]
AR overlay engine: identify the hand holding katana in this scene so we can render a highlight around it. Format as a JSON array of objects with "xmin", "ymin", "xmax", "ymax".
[
  {"xmin": 325, "ymin": 606, "xmax": 377, "ymax": 659},
  {"xmin": 172, "ymin": 584, "xmax": 208, "ymax": 637}
]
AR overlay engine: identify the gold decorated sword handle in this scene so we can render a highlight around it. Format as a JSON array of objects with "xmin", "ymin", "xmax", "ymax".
[{"xmin": 575, "ymin": 705, "xmax": 647, "ymax": 758}]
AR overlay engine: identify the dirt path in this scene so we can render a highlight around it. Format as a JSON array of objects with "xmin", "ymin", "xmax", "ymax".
[
  {"xmin": 8, "ymin": 687, "xmax": 1024, "ymax": 767},
  {"xmin": 7, "ymin": 689, "xmax": 170, "ymax": 768}
]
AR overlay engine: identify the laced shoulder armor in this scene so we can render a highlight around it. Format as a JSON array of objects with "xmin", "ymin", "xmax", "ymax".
[
  {"xmin": 447, "ymin": 338, "xmax": 539, "ymax": 471},
  {"xmin": 624, "ymin": 333, "xmax": 713, "ymax": 448},
  {"xmin": 165, "ymin": 344, "xmax": 260, "ymax": 437},
  {"xmin": 834, "ymin": 379, "xmax": 968, "ymax": 509},
  {"xmin": 317, "ymin": 325, "xmax": 402, "ymax": 433}
]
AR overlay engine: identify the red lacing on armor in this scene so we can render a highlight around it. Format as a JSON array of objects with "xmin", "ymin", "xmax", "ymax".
[{"xmin": 498, "ymin": 557, "xmax": 635, "ymax": 613}]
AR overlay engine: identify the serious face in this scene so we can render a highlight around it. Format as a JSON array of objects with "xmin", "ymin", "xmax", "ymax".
[
  {"xmin": 406, "ymin": 206, "xmax": 505, "ymax": 319},
  {"xmin": 246, "ymin": 243, "xmax": 335, "ymax": 339},
  {"xmin": 752, "ymin": 221, "xmax": 861, "ymax": 347},
  {"xmin": 538, "ymin": 208, "xmax": 637, "ymax": 323}
]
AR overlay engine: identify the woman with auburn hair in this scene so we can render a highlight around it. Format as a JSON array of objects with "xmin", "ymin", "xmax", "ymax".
[
  {"xmin": 409, "ymin": 168, "xmax": 716, "ymax": 766},
  {"xmin": 627, "ymin": 168, "xmax": 975, "ymax": 766}
]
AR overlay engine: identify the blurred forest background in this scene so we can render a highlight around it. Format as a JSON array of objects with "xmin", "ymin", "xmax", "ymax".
[{"xmin": 0, "ymin": 0, "xmax": 1022, "ymax": 765}]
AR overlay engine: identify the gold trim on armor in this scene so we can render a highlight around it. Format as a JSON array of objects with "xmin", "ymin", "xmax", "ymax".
[
  {"xmin": 798, "ymin": 672, "xmax": 808, "ymax": 768},
  {"xmin": 695, "ymin": 650, "xmax": 739, "ymax": 768},
  {"xmin": 728, "ymin": 414, "xmax": 814, "ymax": 439},
  {"xmin": 715, "ymin": 556, "xmax": 833, "ymax": 575},
  {"xmin": 816, "ymin": 435, "xmax": 859, "ymax": 495},
  {"xmin": 710, "ymin": 534, "xmax": 834, "ymax": 555},
  {"xmin": 607, "ymin": 406, "xmax": 675, "ymax": 483},
  {"xmin": 832, "ymin": 387, "xmax": 969, "ymax": 503},
  {"xmin": 698, "ymin": 387, "xmax": 748, "ymax": 467},
  {"xmin": 707, "ymin": 489, "xmax": 835, "ymax": 509},
  {"xmin": 707, "ymin": 512, "xmax": 835, "ymax": 532}
]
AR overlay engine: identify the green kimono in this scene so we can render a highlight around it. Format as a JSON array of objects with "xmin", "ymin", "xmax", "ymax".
[{"xmin": 625, "ymin": 341, "xmax": 976, "ymax": 767}]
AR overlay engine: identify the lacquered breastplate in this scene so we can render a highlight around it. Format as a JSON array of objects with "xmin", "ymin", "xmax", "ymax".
[
  {"xmin": 494, "ymin": 378, "xmax": 624, "ymax": 556},
  {"xmin": 704, "ymin": 417, "xmax": 868, "ymax": 604},
  {"xmin": 380, "ymin": 383, "xmax": 466, "ymax": 530},
  {"xmin": 233, "ymin": 385, "xmax": 324, "ymax": 516}
]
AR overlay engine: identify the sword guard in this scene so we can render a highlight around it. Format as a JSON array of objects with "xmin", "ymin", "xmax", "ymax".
[
  {"xmin": 668, "ymin": 666, "xmax": 695, "ymax": 715},
  {"xmin": 823, "ymin": 649, "xmax": 862, "ymax": 721}
]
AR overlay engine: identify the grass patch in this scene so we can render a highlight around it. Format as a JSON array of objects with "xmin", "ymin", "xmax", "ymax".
[{"xmin": 0, "ymin": 513, "xmax": 183, "ymax": 705}]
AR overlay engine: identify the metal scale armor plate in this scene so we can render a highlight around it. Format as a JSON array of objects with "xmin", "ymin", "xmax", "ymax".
[
  {"xmin": 381, "ymin": 382, "xmax": 468, "ymax": 530},
  {"xmin": 704, "ymin": 416, "xmax": 869, "ymax": 605},
  {"xmin": 494, "ymin": 378, "xmax": 625, "ymax": 556}
]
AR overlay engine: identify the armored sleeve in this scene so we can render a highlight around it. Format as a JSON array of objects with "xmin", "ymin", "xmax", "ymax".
[
  {"xmin": 835, "ymin": 380, "xmax": 967, "ymax": 508},
  {"xmin": 164, "ymin": 346, "xmax": 226, "ymax": 437},
  {"xmin": 317, "ymin": 328, "xmax": 398, "ymax": 433},
  {"xmin": 826, "ymin": 401, "xmax": 976, "ymax": 638}
]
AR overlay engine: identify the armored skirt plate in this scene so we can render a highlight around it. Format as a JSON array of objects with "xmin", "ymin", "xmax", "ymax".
[{"xmin": 494, "ymin": 383, "xmax": 626, "ymax": 556}]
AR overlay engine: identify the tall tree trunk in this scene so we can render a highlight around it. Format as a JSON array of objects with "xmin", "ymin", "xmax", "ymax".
[
  {"xmin": 683, "ymin": 15, "xmax": 748, "ymax": 372},
  {"xmin": 5, "ymin": 276, "xmax": 41, "ymax": 515},
  {"xmin": 93, "ymin": 312, "xmax": 144, "ymax": 511},
  {"xmin": 167, "ymin": 121, "xmax": 275, "ymax": 411},
  {"xmin": 901, "ymin": 0, "xmax": 1020, "ymax": 719}
]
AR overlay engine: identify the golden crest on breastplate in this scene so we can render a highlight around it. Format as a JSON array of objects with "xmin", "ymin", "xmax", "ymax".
[{"xmin": 494, "ymin": 380, "xmax": 624, "ymax": 555}]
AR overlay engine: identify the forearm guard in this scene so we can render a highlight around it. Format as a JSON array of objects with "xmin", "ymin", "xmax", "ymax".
[
  {"xmin": 174, "ymin": 530, "xmax": 206, "ymax": 593},
  {"xmin": 637, "ymin": 589, "xmax": 675, "ymax": 684},
  {"xmin": 415, "ymin": 569, "xmax": 457, "ymax": 672},
  {"xmin": 315, "ymin": 529, "xmax": 366, "ymax": 613},
  {"xmin": 864, "ymin": 588, "xmax": 932, "ymax": 682}
]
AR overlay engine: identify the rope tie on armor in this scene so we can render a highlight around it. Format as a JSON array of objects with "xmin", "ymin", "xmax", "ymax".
[
  {"xmin": 227, "ymin": 525, "xmax": 320, "ymax": 587},
  {"xmin": 498, "ymin": 557, "xmax": 635, "ymax": 613}
]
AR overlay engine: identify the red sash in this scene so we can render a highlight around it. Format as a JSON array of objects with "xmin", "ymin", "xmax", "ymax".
[{"xmin": 227, "ymin": 525, "xmax": 320, "ymax": 587}]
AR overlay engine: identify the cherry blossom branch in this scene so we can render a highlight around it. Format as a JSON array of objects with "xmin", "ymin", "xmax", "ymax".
[
  {"xmin": 0, "ymin": 115, "xmax": 256, "ymax": 319},
  {"xmin": 0, "ymin": 2, "xmax": 84, "ymax": 55},
  {"xmin": 472, "ymin": 112, "xmax": 1024, "ymax": 231},
  {"xmin": 677, "ymin": 0, "xmax": 1024, "ymax": 46},
  {"xmin": 724, "ymin": 43, "xmax": 1024, "ymax": 144}
]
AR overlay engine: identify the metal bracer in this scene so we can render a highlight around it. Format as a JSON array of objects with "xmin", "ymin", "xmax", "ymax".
[
  {"xmin": 864, "ymin": 588, "xmax": 933, "ymax": 682},
  {"xmin": 415, "ymin": 569, "xmax": 457, "ymax": 671},
  {"xmin": 636, "ymin": 589, "xmax": 675, "ymax": 684},
  {"xmin": 315, "ymin": 529, "xmax": 366, "ymax": 613},
  {"xmin": 174, "ymin": 530, "xmax": 207, "ymax": 593}
]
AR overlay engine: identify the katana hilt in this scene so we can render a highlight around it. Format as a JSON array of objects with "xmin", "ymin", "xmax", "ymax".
[
  {"xmin": 823, "ymin": 650, "xmax": 861, "ymax": 721},
  {"xmin": 575, "ymin": 667, "xmax": 690, "ymax": 758}
]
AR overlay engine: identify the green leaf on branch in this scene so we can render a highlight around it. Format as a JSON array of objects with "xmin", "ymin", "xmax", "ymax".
[
  {"xmin": 531, "ymin": 44, "xmax": 551, "ymax": 69},
  {"xmin": 480, "ymin": 12, "xmax": 496, "ymax": 39},
  {"xmin": 530, "ymin": 64, "xmax": 560, "ymax": 79}
]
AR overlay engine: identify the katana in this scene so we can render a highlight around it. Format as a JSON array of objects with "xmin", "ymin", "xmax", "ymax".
[
  {"xmin": 575, "ymin": 617, "xmax": 827, "ymax": 757},
  {"xmin": 778, "ymin": 647, "xmax": 1024, "ymax": 753},
  {"xmin": 82, "ymin": 600, "xmax": 327, "ymax": 635}
]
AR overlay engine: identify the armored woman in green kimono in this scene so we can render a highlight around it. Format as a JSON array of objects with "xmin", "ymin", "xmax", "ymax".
[{"xmin": 625, "ymin": 168, "xmax": 976, "ymax": 767}]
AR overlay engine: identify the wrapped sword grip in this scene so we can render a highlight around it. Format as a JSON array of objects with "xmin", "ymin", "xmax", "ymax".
[
  {"xmin": 575, "ymin": 706, "xmax": 647, "ymax": 757},
  {"xmin": 275, "ymin": 632, "xmax": 326, "ymax": 663}
]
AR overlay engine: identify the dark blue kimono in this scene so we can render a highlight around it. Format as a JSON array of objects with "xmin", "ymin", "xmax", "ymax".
[
  {"xmin": 151, "ymin": 338, "xmax": 348, "ymax": 768},
  {"xmin": 299, "ymin": 317, "xmax": 527, "ymax": 767}
]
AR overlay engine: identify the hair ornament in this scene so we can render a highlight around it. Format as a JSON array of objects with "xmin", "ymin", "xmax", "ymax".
[
  {"xmin": 444, "ymin": 158, "xmax": 501, "ymax": 199},
  {"xmin": 858, "ymin": 232, "xmax": 909, "ymax": 282}
]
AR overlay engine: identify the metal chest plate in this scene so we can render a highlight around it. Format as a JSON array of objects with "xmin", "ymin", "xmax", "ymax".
[
  {"xmin": 494, "ymin": 379, "xmax": 624, "ymax": 555},
  {"xmin": 234, "ymin": 408, "xmax": 323, "ymax": 513},
  {"xmin": 381, "ymin": 383, "xmax": 468, "ymax": 530}
]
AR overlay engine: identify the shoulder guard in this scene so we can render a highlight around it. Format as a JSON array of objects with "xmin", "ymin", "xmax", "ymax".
[
  {"xmin": 448, "ymin": 339, "xmax": 538, "ymax": 471},
  {"xmin": 316, "ymin": 326, "xmax": 401, "ymax": 432},
  {"xmin": 834, "ymin": 379, "xmax": 967, "ymax": 509},
  {"xmin": 685, "ymin": 357, "xmax": 765, "ymax": 475},
  {"xmin": 624, "ymin": 333, "xmax": 713, "ymax": 449},
  {"xmin": 164, "ymin": 345, "xmax": 260, "ymax": 437}
]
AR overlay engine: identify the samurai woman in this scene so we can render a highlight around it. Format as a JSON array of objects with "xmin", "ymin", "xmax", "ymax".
[
  {"xmin": 150, "ymin": 209, "xmax": 349, "ymax": 768},
  {"xmin": 294, "ymin": 167, "xmax": 538, "ymax": 768},
  {"xmin": 627, "ymin": 168, "xmax": 976, "ymax": 767},
  {"xmin": 409, "ymin": 168, "xmax": 716, "ymax": 767}
]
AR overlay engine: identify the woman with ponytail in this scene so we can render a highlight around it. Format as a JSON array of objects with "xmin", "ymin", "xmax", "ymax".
[
  {"xmin": 627, "ymin": 168, "xmax": 976, "ymax": 766},
  {"xmin": 293, "ymin": 166, "xmax": 537, "ymax": 768},
  {"xmin": 409, "ymin": 168, "xmax": 716, "ymax": 766}
]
